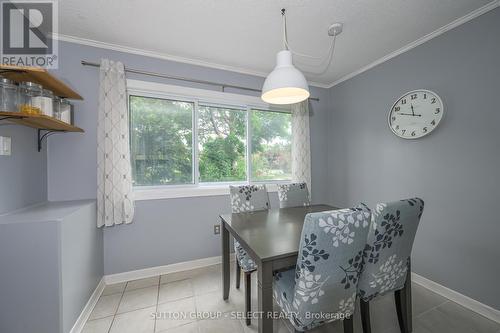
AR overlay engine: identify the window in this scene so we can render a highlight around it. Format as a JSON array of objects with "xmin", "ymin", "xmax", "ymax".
[
  {"xmin": 128, "ymin": 81, "xmax": 292, "ymax": 191},
  {"xmin": 130, "ymin": 96, "xmax": 193, "ymax": 186},
  {"xmin": 198, "ymin": 105, "xmax": 247, "ymax": 183},
  {"xmin": 250, "ymin": 110, "xmax": 291, "ymax": 181}
]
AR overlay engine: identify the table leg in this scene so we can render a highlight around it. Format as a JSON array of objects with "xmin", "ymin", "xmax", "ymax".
[
  {"xmin": 258, "ymin": 261, "xmax": 273, "ymax": 333},
  {"xmin": 221, "ymin": 219, "xmax": 230, "ymax": 300}
]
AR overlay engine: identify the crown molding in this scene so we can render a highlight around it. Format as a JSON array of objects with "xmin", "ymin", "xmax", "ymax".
[
  {"xmin": 327, "ymin": 0, "xmax": 500, "ymax": 88},
  {"xmin": 53, "ymin": 33, "xmax": 331, "ymax": 89}
]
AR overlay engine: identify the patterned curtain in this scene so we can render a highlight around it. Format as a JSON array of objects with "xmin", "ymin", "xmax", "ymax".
[
  {"xmin": 291, "ymin": 100, "xmax": 312, "ymax": 195},
  {"xmin": 97, "ymin": 59, "xmax": 134, "ymax": 227}
]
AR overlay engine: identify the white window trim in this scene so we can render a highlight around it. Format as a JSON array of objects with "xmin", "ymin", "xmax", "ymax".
[
  {"xmin": 127, "ymin": 80, "xmax": 291, "ymax": 200},
  {"xmin": 133, "ymin": 183, "xmax": 281, "ymax": 201}
]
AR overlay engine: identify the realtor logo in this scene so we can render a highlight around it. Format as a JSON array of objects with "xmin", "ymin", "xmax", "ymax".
[{"xmin": 1, "ymin": 0, "xmax": 58, "ymax": 68}]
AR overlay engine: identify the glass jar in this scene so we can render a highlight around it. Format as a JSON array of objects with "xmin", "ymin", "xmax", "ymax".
[
  {"xmin": 0, "ymin": 76, "xmax": 18, "ymax": 112},
  {"xmin": 53, "ymin": 96, "xmax": 62, "ymax": 120},
  {"xmin": 42, "ymin": 89, "xmax": 54, "ymax": 117},
  {"xmin": 18, "ymin": 82, "xmax": 43, "ymax": 115},
  {"xmin": 59, "ymin": 99, "xmax": 73, "ymax": 124},
  {"xmin": 32, "ymin": 89, "xmax": 54, "ymax": 117}
]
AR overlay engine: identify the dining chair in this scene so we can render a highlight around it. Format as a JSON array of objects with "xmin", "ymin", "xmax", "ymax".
[
  {"xmin": 273, "ymin": 206, "xmax": 372, "ymax": 332},
  {"xmin": 229, "ymin": 184, "xmax": 270, "ymax": 326},
  {"xmin": 357, "ymin": 198, "xmax": 425, "ymax": 333},
  {"xmin": 277, "ymin": 182, "xmax": 311, "ymax": 208}
]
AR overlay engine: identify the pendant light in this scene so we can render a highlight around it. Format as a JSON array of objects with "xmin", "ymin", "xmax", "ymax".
[
  {"xmin": 261, "ymin": 9, "xmax": 342, "ymax": 105},
  {"xmin": 261, "ymin": 50, "xmax": 310, "ymax": 105}
]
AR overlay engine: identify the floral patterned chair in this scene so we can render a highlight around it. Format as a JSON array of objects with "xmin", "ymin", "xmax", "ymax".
[
  {"xmin": 273, "ymin": 206, "xmax": 371, "ymax": 332},
  {"xmin": 229, "ymin": 184, "xmax": 270, "ymax": 325},
  {"xmin": 357, "ymin": 198, "xmax": 424, "ymax": 333},
  {"xmin": 277, "ymin": 182, "xmax": 311, "ymax": 208}
]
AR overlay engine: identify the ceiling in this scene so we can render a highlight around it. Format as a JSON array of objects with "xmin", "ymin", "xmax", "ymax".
[{"xmin": 58, "ymin": 0, "xmax": 497, "ymax": 87}]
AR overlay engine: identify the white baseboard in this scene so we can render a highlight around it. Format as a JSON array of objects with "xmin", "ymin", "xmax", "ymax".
[
  {"xmin": 104, "ymin": 254, "xmax": 235, "ymax": 285},
  {"xmin": 412, "ymin": 272, "xmax": 500, "ymax": 324},
  {"xmin": 69, "ymin": 278, "xmax": 106, "ymax": 333}
]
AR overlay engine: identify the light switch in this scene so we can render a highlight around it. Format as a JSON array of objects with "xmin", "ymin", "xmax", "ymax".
[{"xmin": 0, "ymin": 136, "xmax": 12, "ymax": 156}]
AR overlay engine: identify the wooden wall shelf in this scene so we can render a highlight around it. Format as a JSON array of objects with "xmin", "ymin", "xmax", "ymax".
[
  {"xmin": 0, "ymin": 112, "xmax": 84, "ymax": 151},
  {"xmin": 0, "ymin": 65, "xmax": 83, "ymax": 100},
  {"xmin": 0, "ymin": 65, "xmax": 84, "ymax": 151},
  {"xmin": 0, "ymin": 112, "xmax": 83, "ymax": 132}
]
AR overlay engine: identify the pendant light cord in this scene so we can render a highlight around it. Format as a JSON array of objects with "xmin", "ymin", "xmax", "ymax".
[{"xmin": 281, "ymin": 8, "xmax": 337, "ymax": 75}]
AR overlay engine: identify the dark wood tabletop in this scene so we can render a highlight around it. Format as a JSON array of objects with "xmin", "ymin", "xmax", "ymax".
[{"xmin": 220, "ymin": 204, "xmax": 337, "ymax": 262}]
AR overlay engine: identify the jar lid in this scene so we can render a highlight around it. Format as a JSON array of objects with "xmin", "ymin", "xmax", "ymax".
[
  {"xmin": 0, "ymin": 76, "xmax": 15, "ymax": 85},
  {"xmin": 43, "ymin": 89, "xmax": 54, "ymax": 96},
  {"xmin": 19, "ymin": 81, "xmax": 43, "ymax": 89}
]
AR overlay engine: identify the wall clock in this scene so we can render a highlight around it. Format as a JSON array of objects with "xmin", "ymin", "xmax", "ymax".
[{"xmin": 388, "ymin": 89, "xmax": 444, "ymax": 139}]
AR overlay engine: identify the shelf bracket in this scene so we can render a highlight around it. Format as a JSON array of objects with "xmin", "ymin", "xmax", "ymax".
[{"xmin": 37, "ymin": 129, "xmax": 65, "ymax": 152}]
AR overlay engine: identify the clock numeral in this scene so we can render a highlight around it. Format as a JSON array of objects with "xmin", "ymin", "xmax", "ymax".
[
  {"xmin": 411, "ymin": 94, "xmax": 417, "ymax": 100},
  {"xmin": 401, "ymin": 129, "xmax": 406, "ymax": 135},
  {"xmin": 435, "ymin": 108, "xmax": 440, "ymax": 114},
  {"xmin": 395, "ymin": 125, "xmax": 400, "ymax": 130},
  {"xmin": 394, "ymin": 106, "xmax": 400, "ymax": 112},
  {"xmin": 411, "ymin": 131, "xmax": 416, "ymax": 137},
  {"xmin": 423, "ymin": 127, "xmax": 428, "ymax": 133},
  {"xmin": 391, "ymin": 116, "xmax": 396, "ymax": 121},
  {"xmin": 401, "ymin": 99, "xmax": 407, "ymax": 105},
  {"xmin": 423, "ymin": 93, "xmax": 427, "ymax": 99},
  {"xmin": 431, "ymin": 120, "xmax": 436, "ymax": 126},
  {"xmin": 431, "ymin": 98, "xmax": 436, "ymax": 104}
]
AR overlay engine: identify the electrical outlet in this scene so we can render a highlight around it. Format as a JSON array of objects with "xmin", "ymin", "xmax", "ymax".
[
  {"xmin": 213, "ymin": 224, "xmax": 221, "ymax": 235},
  {"xmin": 0, "ymin": 136, "xmax": 11, "ymax": 156}
]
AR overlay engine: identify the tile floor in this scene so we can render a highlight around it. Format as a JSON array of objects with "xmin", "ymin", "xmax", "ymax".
[{"xmin": 83, "ymin": 264, "xmax": 500, "ymax": 333}]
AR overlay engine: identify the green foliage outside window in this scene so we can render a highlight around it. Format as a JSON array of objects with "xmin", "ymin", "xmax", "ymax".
[
  {"xmin": 130, "ymin": 96, "xmax": 193, "ymax": 186},
  {"xmin": 130, "ymin": 95, "xmax": 291, "ymax": 186},
  {"xmin": 198, "ymin": 105, "xmax": 246, "ymax": 182},
  {"xmin": 251, "ymin": 110, "xmax": 291, "ymax": 181}
]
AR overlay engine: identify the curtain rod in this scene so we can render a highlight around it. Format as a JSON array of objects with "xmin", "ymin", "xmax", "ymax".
[{"xmin": 81, "ymin": 60, "xmax": 320, "ymax": 102}]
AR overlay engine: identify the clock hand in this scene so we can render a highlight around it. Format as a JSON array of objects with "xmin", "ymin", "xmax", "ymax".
[
  {"xmin": 399, "ymin": 113, "xmax": 422, "ymax": 117},
  {"xmin": 410, "ymin": 104, "xmax": 415, "ymax": 116}
]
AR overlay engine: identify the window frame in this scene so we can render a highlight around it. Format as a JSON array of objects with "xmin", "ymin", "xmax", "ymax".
[{"xmin": 127, "ymin": 79, "xmax": 291, "ymax": 200}]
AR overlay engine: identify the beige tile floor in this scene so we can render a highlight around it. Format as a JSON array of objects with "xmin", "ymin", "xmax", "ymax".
[{"xmin": 83, "ymin": 264, "xmax": 500, "ymax": 333}]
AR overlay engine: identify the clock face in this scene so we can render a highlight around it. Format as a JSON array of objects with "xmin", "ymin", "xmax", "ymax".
[{"xmin": 388, "ymin": 89, "xmax": 444, "ymax": 139}]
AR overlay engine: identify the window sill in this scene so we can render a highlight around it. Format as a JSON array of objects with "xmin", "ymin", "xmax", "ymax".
[{"xmin": 133, "ymin": 184, "xmax": 280, "ymax": 201}]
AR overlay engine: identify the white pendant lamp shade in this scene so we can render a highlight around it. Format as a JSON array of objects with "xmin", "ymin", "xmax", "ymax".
[{"xmin": 261, "ymin": 50, "xmax": 310, "ymax": 105}]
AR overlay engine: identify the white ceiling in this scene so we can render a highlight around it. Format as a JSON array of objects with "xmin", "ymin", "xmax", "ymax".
[{"xmin": 58, "ymin": 0, "xmax": 497, "ymax": 87}]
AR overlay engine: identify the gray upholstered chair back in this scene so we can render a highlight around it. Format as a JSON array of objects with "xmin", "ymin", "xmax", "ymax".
[
  {"xmin": 284, "ymin": 206, "xmax": 371, "ymax": 330},
  {"xmin": 229, "ymin": 185, "xmax": 269, "ymax": 213},
  {"xmin": 358, "ymin": 198, "xmax": 424, "ymax": 301},
  {"xmin": 277, "ymin": 182, "xmax": 310, "ymax": 208}
]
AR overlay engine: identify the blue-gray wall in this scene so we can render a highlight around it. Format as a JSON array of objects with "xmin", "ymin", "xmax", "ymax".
[
  {"xmin": 328, "ymin": 8, "xmax": 500, "ymax": 309},
  {"xmin": 0, "ymin": 125, "xmax": 47, "ymax": 214},
  {"xmin": 48, "ymin": 41, "xmax": 331, "ymax": 274}
]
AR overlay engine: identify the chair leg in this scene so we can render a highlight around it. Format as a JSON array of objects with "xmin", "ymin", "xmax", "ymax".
[
  {"xmin": 406, "ymin": 263, "xmax": 413, "ymax": 332},
  {"xmin": 395, "ymin": 262, "xmax": 413, "ymax": 333},
  {"xmin": 360, "ymin": 299, "xmax": 371, "ymax": 333},
  {"xmin": 343, "ymin": 316, "xmax": 354, "ymax": 333},
  {"xmin": 395, "ymin": 289, "xmax": 408, "ymax": 333},
  {"xmin": 244, "ymin": 272, "xmax": 251, "ymax": 326},
  {"xmin": 235, "ymin": 260, "xmax": 241, "ymax": 289}
]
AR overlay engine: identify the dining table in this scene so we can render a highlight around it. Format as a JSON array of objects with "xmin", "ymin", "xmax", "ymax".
[{"xmin": 220, "ymin": 204, "xmax": 338, "ymax": 333}]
